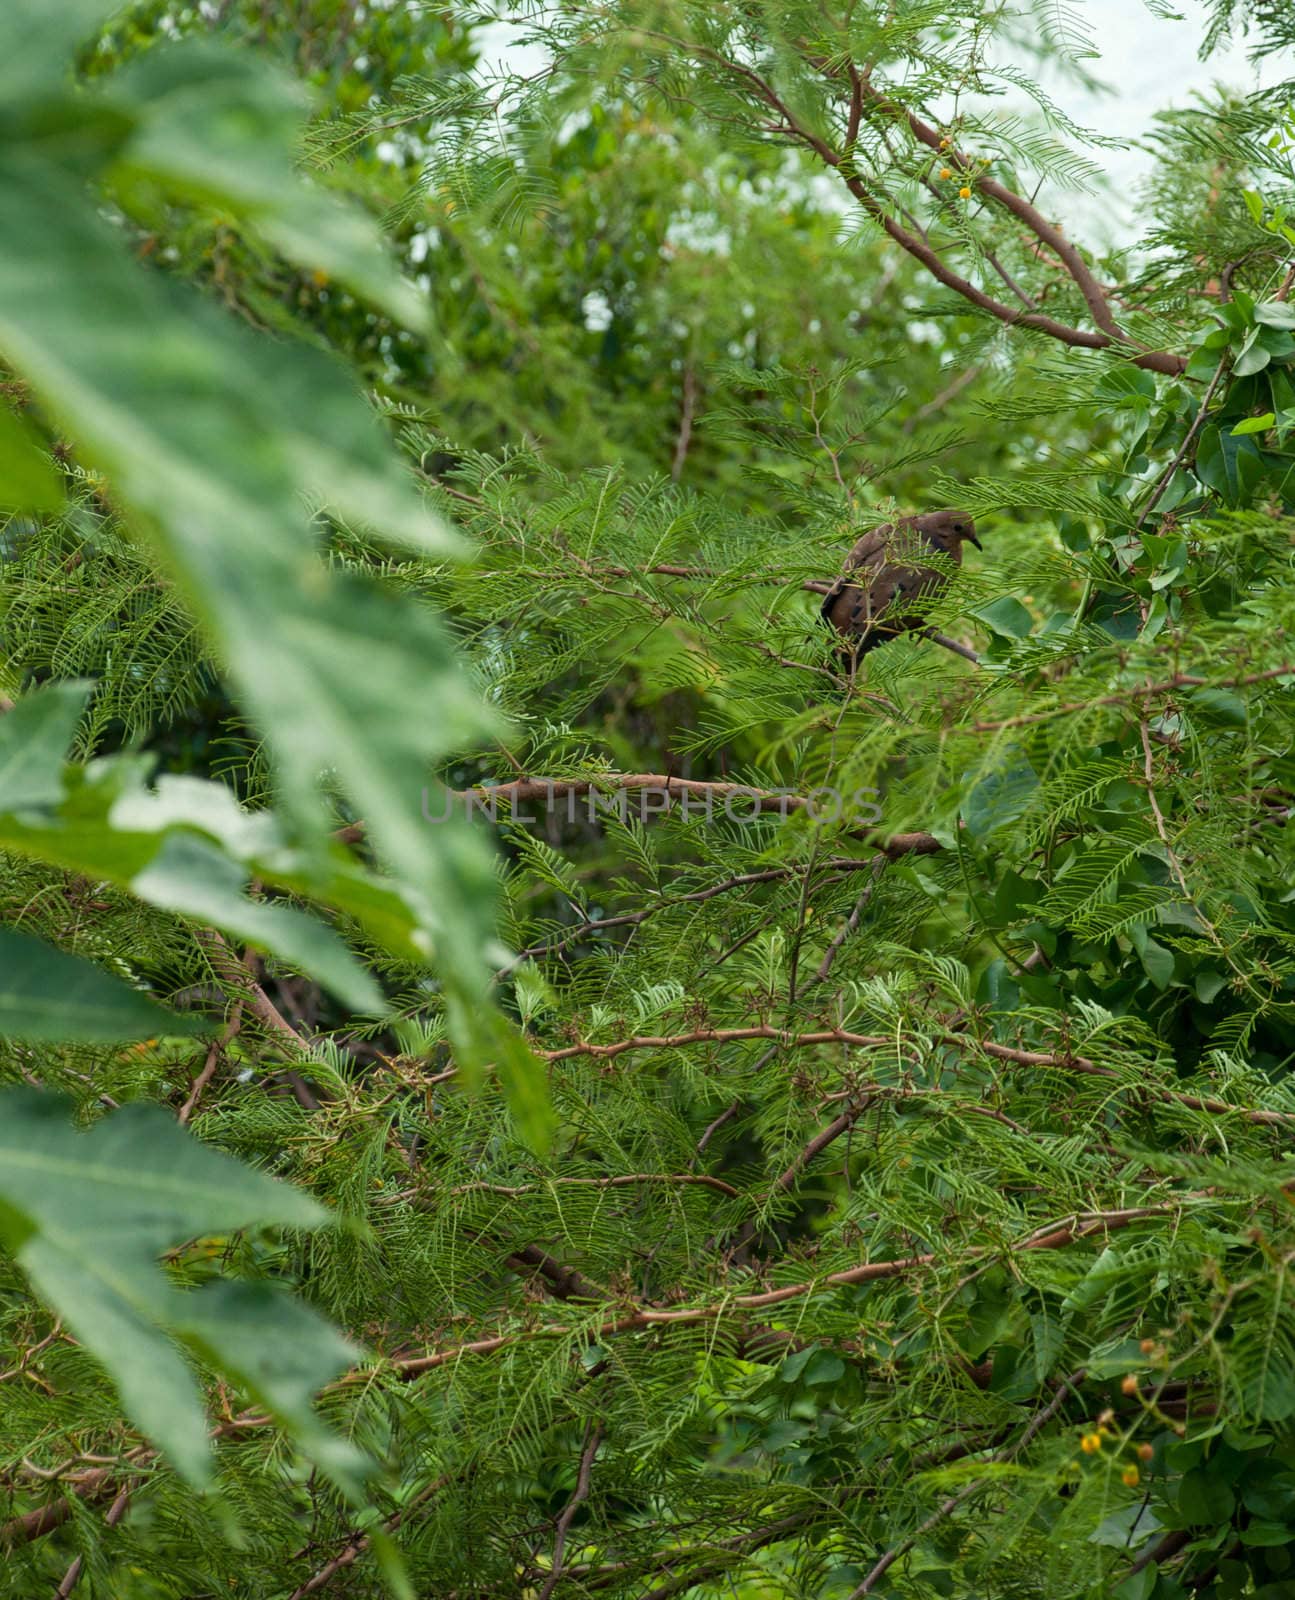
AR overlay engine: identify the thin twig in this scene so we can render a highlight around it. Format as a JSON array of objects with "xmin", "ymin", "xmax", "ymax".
[
  {"xmin": 52, "ymin": 1481, "xmax": 131, "ymax": 1599},
  {"xmin": 970, "ymin": 664, "xmax": 1295, "ymax": 733},
  {"xmin": 286, "ymin": 1476, "xmax": 451, "ymax": 1599},
  {"xmin": 537, "ymin": 1424, "xmax": 604, "ymax": 1600},
  {"xmin": 635, "ymin": 27, "xmax": 1185, "ymax": 374},
  {"xmin": 196, "ymin": 931, "xmax": 319, "ymax": 1109},
  {"xmin": 431, "ymin": 1173, "xmax": 740, "ymax": 1200},
  {"xmin": 177, "ymin": 1005, "xmax": 243, "ymax": 1125},
  {"xmin": 1132, "ymin": 354, "xmax": 1228, "ymax": 532},
  {"xmin": 809, "ymin": 856, "xmax": 887, "ymax": 986},
  {"xmin": 902, "ymin": 365, "xmax": 983, "ymax": 431},
  {"xmin": 390, "ymin": 1203, "xmax": 1196, "ymax": 1377},
  {"xmin": 670, "ymin": 364, "xmax": 698, "ymax": 482},
  {"xmin": 920, "ymin": 627, "xmax": 980, "ymax": 664}
]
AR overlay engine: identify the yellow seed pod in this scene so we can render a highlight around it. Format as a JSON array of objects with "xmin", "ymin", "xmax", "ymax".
[
  {"xmin": 1080, "ymin": 1433, "xmax": 1102, "ymax": 1454},
  {"xmin": 959, "ymin": 186, "xmax": 972, "ymax": 200},
  {"xmin": 940, "ymin": 167, "xmax": 953, "ymax": 179},
  {"xmin": 1121, "ymin": 1374, "xmax": 1139, "ymax": 1397},
  {"xmin": 1137, "ymin": 1442, "xmax": 1154, "ymax": 1462},
  {"xmin": 1122, "ymin": 1465, "xmax": 1140, "ymax": 1487}
]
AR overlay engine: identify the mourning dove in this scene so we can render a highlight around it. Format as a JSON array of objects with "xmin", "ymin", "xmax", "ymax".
[{"xmin": 821, "ymin": 509, "xmax": 980, "ymax": 663}]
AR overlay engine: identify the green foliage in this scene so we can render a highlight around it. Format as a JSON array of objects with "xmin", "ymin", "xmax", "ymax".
[
  {"xmin": 0, "ymin": 1090, "xmax": 360, "ymax": 1491},
  {"xmin": 0, "ymin": 927, "xmax": 196, "ymax": 1041},
  {"xmin": 5, "ymin": 2, "xmax": 1295, "ymax": 1598}
]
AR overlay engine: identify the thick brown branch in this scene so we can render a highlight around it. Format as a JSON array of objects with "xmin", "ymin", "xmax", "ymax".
[
  {"xmin": 451, "ymin": 776, "xmax": 942, "ymax": 852},
  {"xmin": 390, "ymin": 1200, "xmax": 1195, "ymax": 1377}
]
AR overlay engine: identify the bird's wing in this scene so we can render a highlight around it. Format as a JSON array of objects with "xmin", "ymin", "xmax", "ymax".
[
  {"xmin": 820, "ymin": 524, "xmax": 892, "ymax": 625},
  {"xmin": 843, "ymin": 524, "xmax": 893, "ymax": 571}
]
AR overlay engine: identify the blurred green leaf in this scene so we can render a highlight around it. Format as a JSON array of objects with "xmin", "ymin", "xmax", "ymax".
[
  {"xmin": 0, "ymin": 405, "xmax": 63, "ymax": 509},
  {"xmin": 0, "ymin": 1090, "xmax": 362, "ymax": 1489},
  {"xmin": 1255, "ymin": 300, "xmax": 1295, "ymax": 330},
  {"xmin": 111, "ymin": 46, "xmax": 426, "ymax": 331},
  {"xmin": 0, "ymin": 926, "xmax": 198, "ymax": 1041},
  {"xmin": 973, "ymin": 596, "xmax": 1035, "ymax": 638}
]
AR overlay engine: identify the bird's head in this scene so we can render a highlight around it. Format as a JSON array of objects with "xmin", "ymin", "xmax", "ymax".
[{"xmin": 918, "ymin": 510, "xmax": 981, "ymax": 553}]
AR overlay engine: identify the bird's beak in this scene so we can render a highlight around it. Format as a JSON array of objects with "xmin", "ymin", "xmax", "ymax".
[{"xmin": 967, "ymin": 532, "xmax": 983, "ymax": 552}]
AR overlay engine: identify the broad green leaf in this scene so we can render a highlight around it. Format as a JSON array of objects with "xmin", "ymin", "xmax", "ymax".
[
  {"xmin": 1231, "ymin": 413, "xmax": 1276, "ymax": 435},
  {"xmin": 0, "ymin": 405, "xmax": 63, "ymax": 508},
  {"xmin": 962, "ymin": 757, "xmax": 1038, "ymax": 839},
  {"xmin": 0, "ymin": 0, "xmax": 119, "ymax": 101},
  {"xmin": 801, "ymin": 1349, "xmax": 846, "ymax": 1385},
  {"xmin": 972, "ymin": 596, "xmax": 1034, "ymax": 638},
  {"xmin": 0, "ymin": 691, "xmax": 539, "ymax": 1057},
  {"xmin": 1095, "ymin": 367, "xmax": 1156, "ymax": 405},
  {"xmin": 1177, "ymin": 1465, "xmax": 1236, "ymax": 1522},
  {"xmin": 1256, "ymin": 300, "xmax": 1295, "ymax": 330},
  {"xmin": 111, "ymin": 46, "xmax": 426, "ymax": 332},
  {"xmin": 174, "ymin": 1279, "xmax": 365, "ymax": 1492},
  {"xmin": 1088, "ymin": 1503, "xmax": 1162, "ymax": 1548},
  {"xmin": 1233, "ymin": 341, "xmax": 1271, "ymax": 377},
  {"xmin": 1187, "ymin": 687, "xmax": 1248, "ymax": 726},
  {"xmin": 1114, "ymin": 1568, "xmax": 1157, "ymax": 1600},
  {"xmin": 1195, "ymin": 970, "xmax": 1228, "ymax": 1003},
  {"xmin": 0, "ymin": 742, "xmax": 385, "ymax": 1017},
  {"xmin": 1139, "ymin": 937, "xmax": 1175, "ymax": 989},
  {"xmin": 0, "ymin": 679, "xmax": 90, "ymax": 808},
  {"xmin": 0, "ymin": 161, "xmax": 452, "ymax": 561},
  {"xmin": 0, "ymin": 926, "xmax": 198, "ymax": 1041},
  {"xmin": 1240, "ymin": 1521, "xmax": 1295, "ymax": 1546},
  {"xmin": 1258, "ymin": 326, "xmax": 1295, "ymax": 360},
  {"xmin": 1195, "ymin": 424, "xmax": 1265, "ymax": 505},
  {"xmin": 0, "ymin": 1090, "xmax": 362, "ymax": 1488},
  {"xmin": 0, "ymin": 82, "xmax": 549, "ymax": 1137}
]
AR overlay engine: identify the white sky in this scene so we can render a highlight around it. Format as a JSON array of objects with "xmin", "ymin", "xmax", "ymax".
[{"xmin": 1007, "ymin": 0, "xmax": 1281, "ymax": 240}]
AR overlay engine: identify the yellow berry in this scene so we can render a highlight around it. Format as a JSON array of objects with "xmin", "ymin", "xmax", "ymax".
[
  {"xmin": 940, "ymin": 167, "xmax": 953, "ymax": 179},
  {"xmin": 1122, "ymin": 1465, "xmax": 1140, "ymax": 1487},
  {"xmin": 959, "ymin": 186, "xmax": 972, "ymax": 200},
  {"xmin": 939, "ymin": 137, "xmax": 950, "ymax": 149},
  {"xmin": 1080, "ymin": 1433, "xmax": 1102, "ymax": 1454},
  {"xmin": 1137, "ymin": 1443, "xmax": 1154, "ymax": 1462},
  {"xmin": 1121, "ymin": 1374, "xmax": 1139, "ymax": 1396}
]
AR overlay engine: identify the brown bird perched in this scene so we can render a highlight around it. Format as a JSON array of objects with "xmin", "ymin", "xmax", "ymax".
[{"xmin": 820, "ymin": 509, "xmax": 980, "ymax": 664}]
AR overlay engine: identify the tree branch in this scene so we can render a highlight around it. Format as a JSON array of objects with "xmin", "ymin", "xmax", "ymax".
[
  {"xmin": 636, "ymin": 27, "xmax": 1186, "ymax": 374},
  {"xmin": 537, "ymin": 1423, "xmax": 604, "ymax": 1600}
]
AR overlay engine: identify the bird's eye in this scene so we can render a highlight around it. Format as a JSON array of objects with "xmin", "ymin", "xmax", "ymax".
[{"xmin": 954, "ymin": 522, "xmax": 965, "ymax": 533}]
